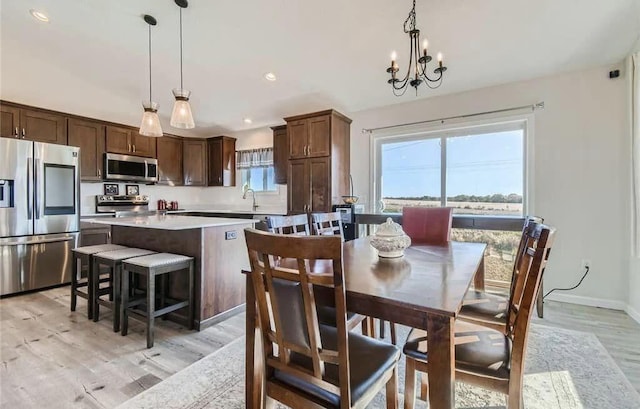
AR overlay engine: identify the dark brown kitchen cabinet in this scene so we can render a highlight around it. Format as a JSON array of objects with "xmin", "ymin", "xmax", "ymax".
[
  {"xmin": 207, "ymin": 136, "xmax": 236, "ymax": 187},
  {"xmin": 286, "ymin": 113, "xmax": 331, "ymax": 159},
  {"xmin": 0, "ymin": 102, "xmax": 67, "ymax": 144},
  {"xmin": 288, "ymin": 157, "xmax": 330, "ymax": 213},
  {"xmin": 284, "ymin": 110, "xmax": 351, "ymax": 214},
  {"xmin": 157, "ymin": 135, "xmax": 183, "ymax": 185},
  {"xmin": 0, "ymin": 104, "xmax": 20, "ymax": 138},
  {"xmin": 183, "ymin": 138, "xmax": 207, "ymax": 186},
  {"xmin": 272, "ymin": 125, "xmax": 288, "ymax": 184},
  {"xmin": 106, "ymin": 125, "xmax": 157, "ymax": 158},
  {"xmin": 67, "ymin": 118, "xmax": 106, "ymax": 181}
]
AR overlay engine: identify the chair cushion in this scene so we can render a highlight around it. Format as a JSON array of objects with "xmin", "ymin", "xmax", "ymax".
[
  {"xmin": 459, "ymin": 290, "xmax": 508, "ymax": 327},
  {"xmin": 403, "ymin": 321, "xmax": 511, "ymax": 380},
  {"xmin": 273, "ymin": 324, "xmax": 400, "ymax": 406},
  {"xmin": 316, "ymin": 305, "xmax": 358, "ymax": 327},
  {"xmin": 93, "ymin": 248, "xmax": 155, "ymax": 261},
  {"xmin": 73, "ymin": 244, "xmax": 127, "ymax": 255},
  {"xmin": 123, "ymin": 253, "xmax": 192, "ymax": 268}
]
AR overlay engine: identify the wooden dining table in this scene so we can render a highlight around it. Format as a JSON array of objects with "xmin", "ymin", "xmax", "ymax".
[{"xmin": 245, "ymin": 237, "xmax": 487, "ymax": 409}]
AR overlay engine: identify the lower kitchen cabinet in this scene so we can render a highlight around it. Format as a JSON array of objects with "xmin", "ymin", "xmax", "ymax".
[{"xmin": 287, "ymin": 157, "xmax": 331, "ymax": 213}]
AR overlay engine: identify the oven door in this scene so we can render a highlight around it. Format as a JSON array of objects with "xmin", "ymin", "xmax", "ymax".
[{"xmin": 33, "ymin": 143, "xmax": 80, "ymax": 235}]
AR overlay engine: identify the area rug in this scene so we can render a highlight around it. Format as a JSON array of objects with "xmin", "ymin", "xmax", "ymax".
[{"xmin": 117, "ymin": 324, "xmax": 640, "ymax": 409}]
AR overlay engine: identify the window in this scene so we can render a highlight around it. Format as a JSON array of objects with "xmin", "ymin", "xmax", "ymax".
[
  {"xmin": 237, "ymin": 148, "xmax": 277, "ymax": 192},
  {"xmin": 374, "ymin": 121, "xmax": 526, "ymax": 215}
]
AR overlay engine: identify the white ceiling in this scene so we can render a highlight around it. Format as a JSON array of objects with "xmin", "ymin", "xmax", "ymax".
[{"xmin": 1, "ymin": 0, "xmax": 639, "ymax": 136}]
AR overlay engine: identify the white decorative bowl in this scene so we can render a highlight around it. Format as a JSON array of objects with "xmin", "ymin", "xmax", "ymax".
[{"xmin": 370, "ymin": 217, "xmax": 412, "ymax": 258}]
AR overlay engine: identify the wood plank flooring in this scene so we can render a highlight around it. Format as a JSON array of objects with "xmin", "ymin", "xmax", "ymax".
[{"xmin": 1, "ymin": 288, "xmax": 639, "ymax": 408}]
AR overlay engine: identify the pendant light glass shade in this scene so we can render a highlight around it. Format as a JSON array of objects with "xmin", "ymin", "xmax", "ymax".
[
  {"xmin": 170, "ymin": 89, "xmax": 195, "ymax": 129},
  {"xmin": 140, "ymin": 101, "xmax": 163, "ymax": 137}
]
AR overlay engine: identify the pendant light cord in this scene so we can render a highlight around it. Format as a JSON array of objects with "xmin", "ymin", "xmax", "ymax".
[
  {"xmin": 148, "ymin": 24, "xmax": 152, "ymax": 102},
  {"xmin": 179, "ymin": 7, "xmax": 184, "ymax": 90}
]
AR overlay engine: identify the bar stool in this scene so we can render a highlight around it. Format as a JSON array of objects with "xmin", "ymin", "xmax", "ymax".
[
  {"xmin": 121, "ymin": 253, "xmax": 194, "ymax": 348},
  {"xmin": 71, "ymin": 244, "xmax": 127, "ymax": 319},
  {"xmin": 92, "ymin": 248, "xmax": 156, "ymax": 331}
]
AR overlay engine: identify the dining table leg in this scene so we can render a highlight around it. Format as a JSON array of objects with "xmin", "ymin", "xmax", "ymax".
[
  {"xmin": 426, "ymin": 314, "xmax": 455, "ymax": 409},
  {"xmin": 245, "ymin": 273, "xmax": 264, "ymax": 409},
  {"xmin": 473, "ymin": 254, "xmax": 486, "ymax": 291}
]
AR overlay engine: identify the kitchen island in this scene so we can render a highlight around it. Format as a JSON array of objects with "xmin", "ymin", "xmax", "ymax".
[{"xmin": 85, "ymin": 215, "xmax": 255, "ymax": 330}]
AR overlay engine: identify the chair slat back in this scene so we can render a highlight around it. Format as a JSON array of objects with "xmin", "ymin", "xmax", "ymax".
[
  {"xmin": 244, "ymin": 228, "xmax": 352, "ymax": 405},
  {"xmin": 312, "ymin": 212, "xmax": 344, "ymax": 240},
  {"xmin": 507, "ymin": 223, "xmax": 555, "ymax": 345},
  {"xmin": 507, "ymin": 216, "xmax": 544, "ymax": 309},
  {"xmin": 401, "ymin": 207, "xmax": 453, "ymax": 245},
  {"xmin": 267, "ymin": 214, "xmax": 311, "ymax": 236}
]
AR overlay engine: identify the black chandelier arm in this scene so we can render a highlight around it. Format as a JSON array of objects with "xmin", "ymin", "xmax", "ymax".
[{"xmin": 420, "ymin": 67, "xmax": 444, "ymax": 83}]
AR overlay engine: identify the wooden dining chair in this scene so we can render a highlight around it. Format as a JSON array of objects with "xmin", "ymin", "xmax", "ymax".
[
  {"xmin": 245, "ymin": 229, "xmax": 401, "ymax": 408},
  {"xmin": 401, "ymin": 206, "xmax": 453, "ymax": 245},
  {"xmin": 402, "ymin": 223, "xmax": 555, "ymax": 409},
  {"xmin": 311, "ymin": 212, "xmax": 344, "ymax": 240},
  {"xmin": 267, "ymin": 214, "xmax": 311, "ymax": 236},
  {"xmin": 458, "ymin": 216, "xmax": 543, "ymax": 334}
]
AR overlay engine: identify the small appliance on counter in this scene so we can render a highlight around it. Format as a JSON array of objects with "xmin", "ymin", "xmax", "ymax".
[
  {"xmin": 0, "ymin": 138, "xmax": 80, "ymax": 296},
  {"xmin": 157, "ymin": 200, "xmax": 179, "ymax": 211},
  {"xmin": 95, "ymin": 195, "xmax": 152, "ymax": 217},
  {"xmin": 332, "ymin": 204, "xmax": 357, "ymax": 241}
]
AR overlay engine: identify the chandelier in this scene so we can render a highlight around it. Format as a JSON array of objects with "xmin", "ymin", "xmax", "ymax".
[{"xmin": 386, "ymin": 0, "xmax": 447, "ymax": 96}]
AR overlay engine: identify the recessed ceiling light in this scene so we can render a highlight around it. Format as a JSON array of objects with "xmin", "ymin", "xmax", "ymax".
[
  {"xmin": 243, "ymin": 118, "xmax": 253, "ymax": 124},
  {"xmin": 264, "ymin": 72, "xmax": 277, "ymax": 82},
  {"xmin": 29, "ymin": 9, "xmax": 50, "ymax": 23}
]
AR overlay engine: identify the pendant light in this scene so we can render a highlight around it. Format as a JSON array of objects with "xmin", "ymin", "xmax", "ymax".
[
  {"xmin": 170, "ymin": 0, "xmax": 195, "ymax": 129},
  {"xmin": 140, "ymin": 15, "xmax": 163, "ymax": 137}
]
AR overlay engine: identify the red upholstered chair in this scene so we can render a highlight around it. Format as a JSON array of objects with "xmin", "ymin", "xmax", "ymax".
[{"xmin": 401, "ymin": 207, "xmax": 453, "ymax": 245}]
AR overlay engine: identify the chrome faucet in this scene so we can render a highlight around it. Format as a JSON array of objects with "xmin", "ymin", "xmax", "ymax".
[{"xmin": 243, "ymin": 187, "xmax": 258, "ymax": 211}]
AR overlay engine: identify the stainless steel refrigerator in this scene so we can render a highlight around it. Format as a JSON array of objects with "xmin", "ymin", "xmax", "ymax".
[{"xmin": 0, "ymin": 137, "xmax": 80, "ymax": 296}]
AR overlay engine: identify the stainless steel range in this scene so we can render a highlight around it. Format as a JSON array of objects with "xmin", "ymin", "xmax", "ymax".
[{"xmin": 95, "ymin": 195, "xmax": 152, "ymax": 217}]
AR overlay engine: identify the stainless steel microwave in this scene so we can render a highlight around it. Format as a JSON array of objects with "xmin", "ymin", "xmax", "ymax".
[{"xmin": 104, "ymin": 153, "xmax": 158, "ymax": 183}]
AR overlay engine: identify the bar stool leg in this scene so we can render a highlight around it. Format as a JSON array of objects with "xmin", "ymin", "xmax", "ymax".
[
  {"xmin": 188, "ymin": 261, "xmax": 194, "ymax": 330},
  {"xmin": 92, "ymin": 258, "xmax": 101, "ymax": 323},
  {"xmin": 71, "ymin": 255, "xmax": 78, "ymax": 312},
  {"xmin": 113, "ymin": 264, "xmax": 121, "ymax": 332},
  {"xmin": 147, "ymin": 270, "xmax": 155, "ymax": 348},
  {"xmin": 121, "ymin": 269, "xmax": 130, "ymax": 336}
]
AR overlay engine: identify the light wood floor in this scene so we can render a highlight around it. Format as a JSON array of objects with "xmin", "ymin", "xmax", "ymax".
[{"xmin": 1, "ymin": 288, "xmax": 639, "ymax": 409}]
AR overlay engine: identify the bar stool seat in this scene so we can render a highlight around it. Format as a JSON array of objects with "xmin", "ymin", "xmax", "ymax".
[
  {"xmin": 121, "ymin": 253, "xmax": 194, "ymax": 348},
  {"xmin": 71, "ymin": 244, "xmax": 127, "ymax": 319},
  {"xmin": 92, "ymin": 248, "xmax": 156, "ymax": 332}
]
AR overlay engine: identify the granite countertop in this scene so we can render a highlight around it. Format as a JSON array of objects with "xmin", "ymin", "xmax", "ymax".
[{"xmin": 82, "ymin": 215, "xmax": 257, "ymax": 231}]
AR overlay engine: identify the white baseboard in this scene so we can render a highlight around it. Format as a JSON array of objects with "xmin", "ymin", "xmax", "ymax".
[
  {"xmin": 625, "ymin": 304, "xmax": 640, "ymax": 325},
  {"xmin": 544, "ymin": 293, "xmax": 627, "ymax": 311}
]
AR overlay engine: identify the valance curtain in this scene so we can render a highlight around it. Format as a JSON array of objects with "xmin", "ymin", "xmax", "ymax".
[
  {"xmin": 236, "ymin": 148, "xmax": 273, "ymax": 169},
  {"xmin": 632, "ymin": 52, "xmax": 640, "ymax": 256}
]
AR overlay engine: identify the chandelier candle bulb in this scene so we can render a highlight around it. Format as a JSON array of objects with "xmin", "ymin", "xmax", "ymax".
[{"xmin": 437, "ymin": 52, "xmax": 443, "ymax": 68}]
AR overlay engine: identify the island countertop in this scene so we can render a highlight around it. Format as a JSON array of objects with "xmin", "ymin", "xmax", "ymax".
[{"xmin": 83, "ymin": 215, "xmax": 257, "ymax": 230}]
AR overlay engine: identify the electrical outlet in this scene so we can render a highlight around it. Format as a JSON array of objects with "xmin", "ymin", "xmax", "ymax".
[
  {"xmin": 225, "ymin": 230, "xmax": 237, "ymax": 240},
  {"xmin": 581, "ymin": 259, "xmax": 591, "ymax": 269}
]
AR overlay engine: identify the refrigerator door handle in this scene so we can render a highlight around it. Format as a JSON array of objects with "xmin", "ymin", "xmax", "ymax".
[
  {"xmin": 34, "ymin": 158, "xmax": 41, "ymax": 220},
  {"xmin": 0, "ymin": 236, "xmax": 75, "ymax": 246},
  {"xmin": 27, "ymin": 157, "xmax": 33, "ymax": 220}
]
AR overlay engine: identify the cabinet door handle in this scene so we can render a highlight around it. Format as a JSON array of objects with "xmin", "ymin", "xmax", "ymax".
[
  {"xmin": 128, "ymin": 143, "xmax": 132, "ymax": 152},
  {"xmin": 14, "ymin": 127, "xmax": 18, "ymax": 137},
  {"xmin": 133, "ymin": 145, "xmax": 136, "ymax": 153},
  {"xmin": 307, "ymin": 144, "xmax": 311, "ymax": 155},
  {"xmin": 22, "ymin": 128, "xmax": 26, "ymax": 138},
  {"xmin": 97, "ymin": 169, "xmax": 101, "ymax": 177}
]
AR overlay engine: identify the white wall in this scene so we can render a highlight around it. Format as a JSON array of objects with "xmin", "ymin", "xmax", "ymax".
[
  {"xmin": 80, "ymin": 127, "xmax": 287, "ymax": 215},
  {"xmin": 349, "ymin": 64, "xmax": 632, "ymax": 308}
]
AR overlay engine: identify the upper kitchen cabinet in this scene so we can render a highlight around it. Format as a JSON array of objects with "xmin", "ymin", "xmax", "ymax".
[
  {"xmin": 207, "ymin": 136, "xmax": 236, "ymax": 187},
  {"xmin": 67, "ymin": 118, "xmax": 106, "ymax": 181},
  {"xmin": 0, "ymin": 103, "xmax": 20, "ymax": 138},
  {"xmin": 183, "ymin": 138, "xmax": 207, "ymax": 186},
  {"xmin": 106, "ymin": 125, "xmax": 157, "ymax": 158},
  {"xmin": 0, "ymin": 102, "xmax": 67, "ymax": 144},
  {"xmin": 285, "ymin": 112, "xmax": 335, "ymax": 159},
  {"xmin": 271, "ymin": 125, "xmax": 287, "ymax": 184},
  {"xmin": 157, "ymin": 135, "xmax": 183, "ymax": 186},
  {"xmin": 284, "ymin": 110, "xmax": 351, "ymax": 214}
]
